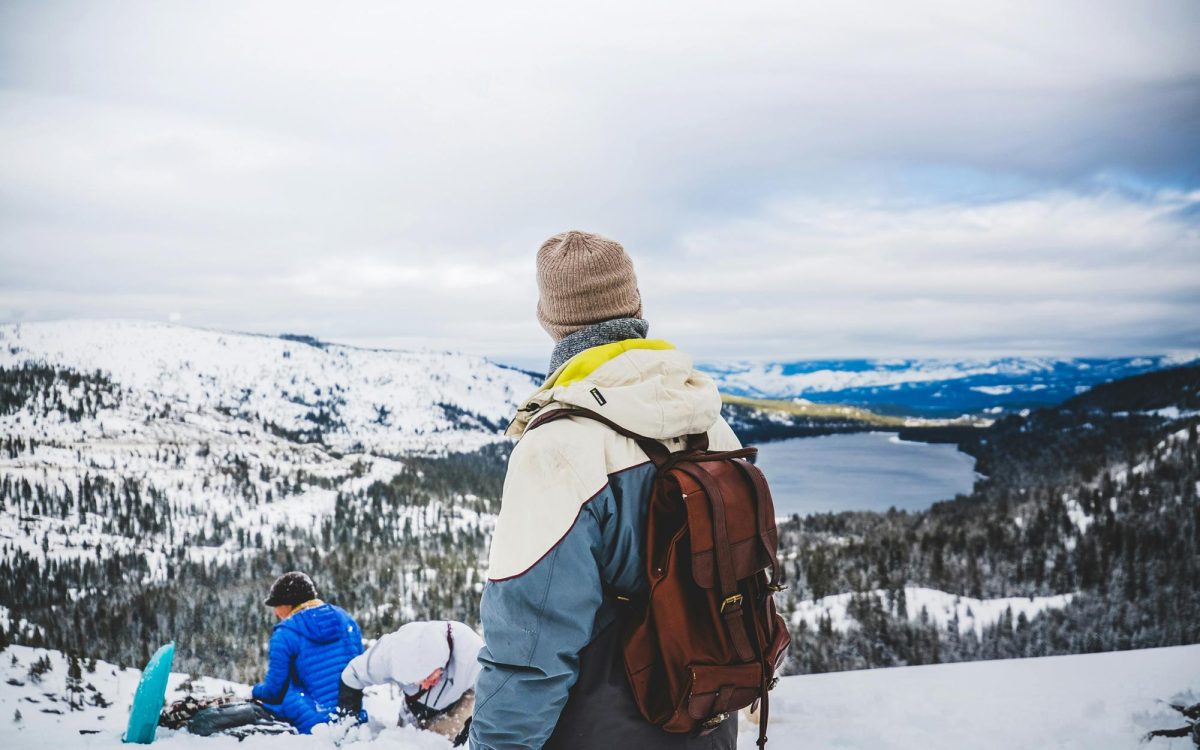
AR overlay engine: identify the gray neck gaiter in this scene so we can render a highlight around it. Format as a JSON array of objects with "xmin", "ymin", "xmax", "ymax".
[{"xmin": 547, "ymin": 317, "xmax": 650, "ymax": 377}]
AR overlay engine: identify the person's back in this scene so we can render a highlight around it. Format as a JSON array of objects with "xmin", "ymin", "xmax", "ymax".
[
  {"xmin": 470, "ymin": 231, "xmax": 739, "ymax": 750},
  {"xmin": 252, "ymin": 573, "xmax": 364, "ymax": 734}
]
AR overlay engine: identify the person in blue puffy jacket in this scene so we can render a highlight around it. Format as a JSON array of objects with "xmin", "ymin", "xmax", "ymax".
[{"xmin": 251, "ymin": 571, "xmax": 365, "ymax": 734}]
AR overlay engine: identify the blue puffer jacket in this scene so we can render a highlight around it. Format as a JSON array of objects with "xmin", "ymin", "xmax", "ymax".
[{"xmin": 252, "ymin": 602, "xmax": 363, "ymax": 733}]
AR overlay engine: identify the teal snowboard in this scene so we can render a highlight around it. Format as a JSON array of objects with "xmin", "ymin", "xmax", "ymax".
[{"xmin": 124, "ymin": 642, "xmax": 175, "ymax": 744}]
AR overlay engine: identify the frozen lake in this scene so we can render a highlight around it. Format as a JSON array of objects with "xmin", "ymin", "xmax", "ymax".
[{"xmin": 752, "ymin": 431, "xmax": 979, "ymax": 517}]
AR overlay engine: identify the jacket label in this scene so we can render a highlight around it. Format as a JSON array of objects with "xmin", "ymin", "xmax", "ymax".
[{"xmin": 589, "ymin": 388, "xmax": 607, "ymax": 406}]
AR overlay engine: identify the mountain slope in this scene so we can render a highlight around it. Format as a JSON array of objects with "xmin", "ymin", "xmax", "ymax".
[
  {"xmin": 0, "ymin": 320, "xmax": 534, "ymax": 677},
  {"xmin": 0, "ymin": 320, "xmax": 538, "ymax": 455}
]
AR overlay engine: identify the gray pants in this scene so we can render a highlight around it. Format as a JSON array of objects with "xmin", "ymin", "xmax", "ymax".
[{"xmin": 544, "ymin": 621, "xmax": 737, "ymax": 750}]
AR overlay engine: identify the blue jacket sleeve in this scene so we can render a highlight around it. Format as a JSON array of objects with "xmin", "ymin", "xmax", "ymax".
[
  {"xmin": 252, "ymin": 626, "xmax": 296, "ymax": 703},
  {"xmin": 469, "ymin": 495, "xmax": 608, "ymax": 750}
]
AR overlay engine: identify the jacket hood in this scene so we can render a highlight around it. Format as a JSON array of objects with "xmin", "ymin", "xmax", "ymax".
[
  {"xmin": 507, "ymin": 340, "xmax": 722, "ymax": 440},
  {"xmin": 279, "ymin": 603, "xmax": 345, "ymax": 645}
]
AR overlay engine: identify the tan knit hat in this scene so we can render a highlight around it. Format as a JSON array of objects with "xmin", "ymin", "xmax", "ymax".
[{"xmin": 536, "ymin": 230, "xmax": 643, "ymax": 341}]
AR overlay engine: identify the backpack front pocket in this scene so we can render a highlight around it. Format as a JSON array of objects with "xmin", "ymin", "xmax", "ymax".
[{"xmin": 679, "ymin": 662, "xmax": 763, "ymax": 732}]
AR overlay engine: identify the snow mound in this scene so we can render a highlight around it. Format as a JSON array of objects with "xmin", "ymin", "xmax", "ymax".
[{"xmin": 743, "ymin": 644, "xmax": 1200, "ymax": 750}]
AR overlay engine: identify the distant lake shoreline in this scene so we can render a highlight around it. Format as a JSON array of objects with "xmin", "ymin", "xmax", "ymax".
[{"xmin": 752, "ymin": 431, "xmax": 980, "ymax": 517}]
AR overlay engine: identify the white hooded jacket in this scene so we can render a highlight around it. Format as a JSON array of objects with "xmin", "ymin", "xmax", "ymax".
[{"xmin": 341, "ymin": 620, "xmax": 482, "ymax": 712}]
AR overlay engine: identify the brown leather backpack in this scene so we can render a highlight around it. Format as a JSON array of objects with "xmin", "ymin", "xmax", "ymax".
[{"xmin": 530, "ymin": 407, "xmax": 791, "ymax": 748}]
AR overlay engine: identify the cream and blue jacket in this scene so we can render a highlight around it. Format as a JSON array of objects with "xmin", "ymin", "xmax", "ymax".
[{"xmin": 469, "ymin": 340, "xmax": 740, "ymax": 750}]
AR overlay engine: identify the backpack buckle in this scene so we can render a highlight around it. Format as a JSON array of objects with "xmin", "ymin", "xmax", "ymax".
[
  {"xmin": 701, "ymin": 712, "xmax": 729, "ymax": 730},
  {"xmin": 719, "ymin": 594, "xmax": 743, "ymax": 613}
]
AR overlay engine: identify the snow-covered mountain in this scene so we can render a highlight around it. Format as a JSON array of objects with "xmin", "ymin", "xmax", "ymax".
[
  {"xmin": 0, "ymin": 320, "xmax": 538, "ymax": 455},
  {"xmin": 0, "ymin": 320, "xmax": 536, "ymax": 666},
  {"xmin": 2, "ymin": 642, "xmax": 1196, "ymax": 749},
  {"xmin": 0, "ymin": 320, "xmax": 536, "ymax": 563},
  {"xmin": 699, "ymin": 354, "xmax": 1200, "ymax": 416}
]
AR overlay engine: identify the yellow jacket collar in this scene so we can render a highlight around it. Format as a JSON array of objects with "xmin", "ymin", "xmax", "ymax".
[
  {"xmin": 549, "ymin": 338, "xmax": 675, "ymax": 388},
  {"xmin": 507, "ymin": 339, "xmax": 721, "ymax": 440},
  {"xmin": 285, "ymin": 599, "xmax": 324, "ymax": 618}
]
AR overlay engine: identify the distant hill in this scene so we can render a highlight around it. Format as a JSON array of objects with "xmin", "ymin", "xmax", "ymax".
[
  {"xmin": 0, "ymin": 319, "xmax": 538, "ymax": 455},
  {"xmin": 1064, "ymin": 363, "xmax": 1200, "ymax": 413},
  {"xmin": 719, "ymin": 393, "xmax": 987, "ymax": 444},
  {"xmin": 699, "ymin": 354, "xmax": 1200, "ymax": 417}
]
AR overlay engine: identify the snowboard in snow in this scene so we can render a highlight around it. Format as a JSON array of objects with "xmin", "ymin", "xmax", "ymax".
[{"xmin": 124, "ymin": 642, "xmax": 175, "ymax": 744}]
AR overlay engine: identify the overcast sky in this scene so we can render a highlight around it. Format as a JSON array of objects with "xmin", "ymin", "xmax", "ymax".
[{"xmin": 1, "ymin": 1, "xmax": 1197, "ymax": 369}]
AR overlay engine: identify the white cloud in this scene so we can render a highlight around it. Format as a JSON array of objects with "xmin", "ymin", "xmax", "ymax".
[
  {"xmin": 272, "ymin": 260, "xmax": 424, "ymax": 299},
  {"xmin": 270, "ymin": 258, "xmax": 510, "ymax": 299},
  {"xmin": 647, "ymin": 189, "xmax": 1199, "ymax": 358},
  {"xmin": 0, "ymin": 0, "xmax": 1197, "ymax": 363}
]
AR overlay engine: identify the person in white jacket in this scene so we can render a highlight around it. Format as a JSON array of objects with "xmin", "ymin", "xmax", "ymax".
[{"xmin": 337, "ymin": 620, "xmax": 483, "ymax": 745}]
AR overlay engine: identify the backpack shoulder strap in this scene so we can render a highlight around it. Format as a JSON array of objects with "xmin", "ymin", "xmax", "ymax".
[
  {"xmin": 733, "ymin": 460, "xmax": 783, "ymax": 590},
  {"xmin": 527, "ymin": 406, "xmax": 705, "ymax": 465}
]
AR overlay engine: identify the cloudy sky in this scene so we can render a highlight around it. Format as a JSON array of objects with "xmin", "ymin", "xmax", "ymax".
[{"xmin": 1, "ymin": 1, "xmax": 1197, "ymax": 368}]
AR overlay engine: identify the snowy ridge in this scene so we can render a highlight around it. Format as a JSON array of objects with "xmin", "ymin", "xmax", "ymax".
[
  {"xmin": 792, "ymin": 586, "xmax": 1075, "ymax": 639},
  {"xmin": 708, "ymin": 359, "xmax": 1053, "ymax": 395},
  {"xmin": 2, "ymin": 643, "xmax": 1197, "ymax": 749},
  {"xmin": 699, "ymin": 354, "xmax": 1200, "ymax": 415},
  {"xmin": 0, "ymin": 320, "xmax": 523, "ymax": 599},
  {"xmin": 0, "ymin": 320, "xmax": 538, "ymax": 455}
]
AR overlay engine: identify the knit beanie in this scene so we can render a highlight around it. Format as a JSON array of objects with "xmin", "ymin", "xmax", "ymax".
[
  {"xmin": 536, "ymin": 230, "xmax": 643, "ymax": 341},
  {"xmin": 264, "ymin": 571, "xmax": 318, "ymax": 607}
]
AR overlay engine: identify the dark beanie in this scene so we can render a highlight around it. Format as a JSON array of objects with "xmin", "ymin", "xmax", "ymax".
[{"xmin": 264, "ymin": 571, "xmax": 318, "ymax": 607}]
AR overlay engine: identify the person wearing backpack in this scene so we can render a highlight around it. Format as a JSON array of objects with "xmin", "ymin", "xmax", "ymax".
[{"xmin": 470, "ymin": 231, "xmax": 788, "ymax": 750}]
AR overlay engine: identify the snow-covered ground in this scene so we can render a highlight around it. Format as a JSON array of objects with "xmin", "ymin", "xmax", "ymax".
[
  {"xmin": 755, "ymin": 644, "xmax": 1200, "ymax": 750},
  {"xmin": 2, "ymin": 643, "xmax": 1197, "ymax": 749},
  {"xmin": 792, "ymin": 586, "xmax": 1075, "ymax": 638}
]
